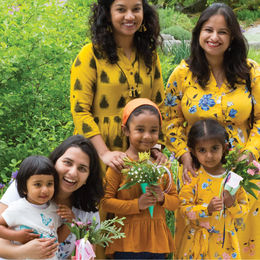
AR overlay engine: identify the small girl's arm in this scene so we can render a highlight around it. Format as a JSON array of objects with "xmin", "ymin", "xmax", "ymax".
[
  {"xmin": 57, "ymin": 224, "xmax": 69, "ymax": 243},
  {"xmin": 179, "ymin": 177, "xmax": 211, "ymax": 220},
  {"xmin": 225, "ymin": 187, "xmax": 249, "ymax": 218},
  {"xmin": 0, "ymin": 216, "xmax": 39, "ymax": 243},
  {"xmin": 153, "ymin": 174, "xmax": 180, "ymax": 211},
  {"xmin": 101, "ymin": 168, "xmax": 140, "ymax": 215},
  {"xmin": 57, "ymin": 204, "xmax": 76, "ymax": 242}
]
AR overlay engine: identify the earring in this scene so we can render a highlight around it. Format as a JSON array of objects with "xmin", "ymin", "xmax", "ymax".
[
  {"xmin": 228, "ymin": 47, "xmax": 231, "ymax": 52},
  {"xmin": 138, "ymin": 24, "xmax": 147, "ymax": 32},
  {"xmin": 107, "ymin": 25, "xmax": 112, "ymax": 33}
]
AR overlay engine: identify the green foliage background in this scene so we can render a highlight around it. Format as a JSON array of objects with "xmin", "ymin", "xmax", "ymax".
[
  {"xmin": 0, "ymin": 0, "xmax": 260, "ymax": 190},
  {"xmin": 0, "ymin": 0, "xmax": 94, "ymax": 185}
]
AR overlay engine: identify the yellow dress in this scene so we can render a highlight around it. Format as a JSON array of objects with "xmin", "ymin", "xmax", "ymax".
[
  {"xmin": 101, "ymin": 165, "xmax": 180, "ymax": 255},
  {"xmin": 70, "ymin": 43, "xmax": 165, "ymax": 153},
  {"xmin": 236, "ymin": 183, "xmax": 260, "ymax": 258},
  {"xmin": 177, "ymin": 167, "xmax": 249, "ymax": 259},
  {"xmin": 165, "ymin": 59, "xmax": 260, "ymax": 259},
  {"xmin": 165, "ymin": 59, "xmax": 260, "ymax": 160}
]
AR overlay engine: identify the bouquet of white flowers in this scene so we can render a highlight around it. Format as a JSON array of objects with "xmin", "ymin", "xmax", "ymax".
[{"xmin": 119, "ymin": 152, "xmax": 173, "ymax": 217}]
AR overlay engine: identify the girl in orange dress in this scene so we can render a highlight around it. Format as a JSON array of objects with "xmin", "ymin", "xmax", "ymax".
[{"xmin": 101, "ymin": 98, "xmax": 179, "ymax": 259}]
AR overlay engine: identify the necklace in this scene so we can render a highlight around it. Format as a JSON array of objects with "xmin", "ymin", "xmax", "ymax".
[{"xmin": 116, "ymin": 54, "xmax": 140, "ymax": 98}]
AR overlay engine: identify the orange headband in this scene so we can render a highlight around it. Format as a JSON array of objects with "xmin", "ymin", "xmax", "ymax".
[{"xmin": 122, "ymin": 98, "xmax": 162, "ymax": 126}]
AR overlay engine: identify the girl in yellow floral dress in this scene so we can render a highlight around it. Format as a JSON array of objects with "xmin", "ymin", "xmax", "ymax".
[
  {"xmin": 177, "ymin": 119, "xmax": 249, "ymax": 259},
  {"xmin": 165, "ymin": 3, "xmax": 260, "ymax": 258}
]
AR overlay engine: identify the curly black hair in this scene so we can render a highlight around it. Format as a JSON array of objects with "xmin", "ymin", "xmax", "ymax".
[
  {"xmin": 89, "ymin": 0, "xmax": 161, "ymax": 73},
  {"xmin": 186, "ymin": 3, "xmax": 251, "ymax": 89}
]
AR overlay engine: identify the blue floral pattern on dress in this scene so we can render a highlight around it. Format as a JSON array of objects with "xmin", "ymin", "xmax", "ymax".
[
  {"xmin": 165, "ymin": 93, "xmax": 177, "ymax": 107},
  {"xmin": 229, "ymin": 109, "xmax": 238, "ymax": 118},
  {"xmin": 198, "ymin": 94, "xmax": 215, "ymax": 111},
  {"xmin": 170, "ymin": 137, "xmax": 176, "ymax": 143},
  {"xmin": 189, "ymin": 105, "xmax": 197, "ymax": 114},
  {"xmin": 202, "ymin": 183, "xmax": 209, "ymax": 189}
]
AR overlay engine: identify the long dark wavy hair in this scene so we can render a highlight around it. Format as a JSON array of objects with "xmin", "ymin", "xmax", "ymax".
[
  {"xmin": 49, "ymin": 135, "xmax": 104, "ymax": 212},
  {"xmin": 89, "ymin": 0, "xmax": 161, "ymax": 72},
  {"xmin": 188, "ymin": 119, "xmax": 230, "ymax": 169},
  {"xmin": 186, "ymin": 3, "xmax": 251, "ymax": 89}
]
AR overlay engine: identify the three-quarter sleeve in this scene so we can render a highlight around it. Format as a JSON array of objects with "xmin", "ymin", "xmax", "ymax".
[
  {"xmin": 164, "ymin": 60, "xmax": 189, "ymax": 158},
  {"xmin": 70, "ymin": 44, "xmax": 100, "ymax": 138},
  {"xmin": 244, "ymin": 60, "xmax": 260, "ymax": 159}
]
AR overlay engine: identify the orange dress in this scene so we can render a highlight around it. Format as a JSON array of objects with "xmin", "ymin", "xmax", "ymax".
[{"xmin": 101, "ymin": 166, "xmax": 179, "ymax": 255}]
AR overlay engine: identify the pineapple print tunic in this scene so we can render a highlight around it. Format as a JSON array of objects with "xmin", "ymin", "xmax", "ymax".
[{"xmin": 70, "ymin": 43, "xmax": 165, "ymax": 153}]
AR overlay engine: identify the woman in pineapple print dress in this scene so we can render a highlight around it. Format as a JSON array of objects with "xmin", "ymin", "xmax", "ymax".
[
  {"xmin": 164, "ymin": 3, "xmax": 260, "ymax": 258},
  {"xmin": 70, "ymin": 0, "xmax": 166, "ymax": 175},
  {"xmin": 177, "ymin": 119, "xmax": 249, "ymax": 259}
]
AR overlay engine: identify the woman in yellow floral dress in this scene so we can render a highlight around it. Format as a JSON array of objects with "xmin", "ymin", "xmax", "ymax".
[
  {"xmin": 177, "ymin": 119, "xmax": 248, "ymax": 259},
  {"xmin": 70, "ymin": 0, "xmax": 165, "ymax": 174},
  {"xmin": 164, "ymin": 3, "xmax": 260, "ymax": 258}
]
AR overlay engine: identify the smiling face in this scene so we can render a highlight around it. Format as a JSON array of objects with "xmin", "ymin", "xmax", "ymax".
[
  {"xmin": 199, "ymin": 14, "xmax": 231, "ymax": 61},
  {"xmin": 192, "ymin": 138, "xmax": 225, "ymax": 175},
  {"xmin": 124, "ymin": 110, "xmax": 159, "ymax": 155},
  {"xmin": 110, "ymin": 0, "xmax": 143, "ymax": 42},
  {"xmin": 55, "ymin": 147, "xmax": 90, "ymax": 196},
  {"xmin": 26, "ymin": 175, "xmax": 55, "ymax": 205}
]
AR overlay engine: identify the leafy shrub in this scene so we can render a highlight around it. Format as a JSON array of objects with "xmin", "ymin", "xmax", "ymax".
[
  {"xmin": 0, "ymin": 0, "xmax": 92, "ymax": 187},
  {"xmin": 159, "ymin": 40, "xmax": 190, "ymax": 85},
  {"xmin": 158, "ymin": 8, "xmax": 195, "ymax": 31},
  {"xmin": 162, "ymin": 25, "xmax": 191, "ymax": 40},
  {"xmin": 237, "ymin": 9, "xmax": 260, "ymax": 25}
]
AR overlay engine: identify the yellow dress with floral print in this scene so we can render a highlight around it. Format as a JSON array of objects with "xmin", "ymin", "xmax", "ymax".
[
  {"xmin": 165, "ymin": 59, "xmax": 260, "ymax": 259},
  {"xmin": 177, "ymin": 167, "xmax": 249, "ymax": 259},
  {"xmin": 70, "ymin": 43, "xmax": 165, "ymax": 156},
  {"xmin": 165, "ymin": 59, "xmax": 260, "ymax": 160}
]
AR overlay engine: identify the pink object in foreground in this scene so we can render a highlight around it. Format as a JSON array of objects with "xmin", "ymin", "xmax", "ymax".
[
  {"xmin": 253, "ymin": 160, "xmax": 260, "ymax": 172},
  {"xmin": 75, "ymin": 239, "xmax": 96, "ymax": 260},
  {"xmin": 247, "ymin": 169, "xmax": 255, "ymax": 176}
]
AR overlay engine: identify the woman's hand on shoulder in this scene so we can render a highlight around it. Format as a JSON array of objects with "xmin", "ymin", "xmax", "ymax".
[
  {"xmin": 57, "ymin": 204, "xmax": 75, "ymax": 223},
  {"xmin": 151, "ymin": 148, "xmax": 167, "ymax": 165},
  {"xmin": 180, "ymin": 152, "xmax": 197, "ymax": 184},
  {"xmin": 238, "ymin": 151, "xmax": 255, "ymax": 164},
  {"xmin": 21, "ymin": 237, "xmax": 58, "ymax": 259},
  {"xmin": 101, "ymin": 150, "xmax": 127, "ymax": 173}
]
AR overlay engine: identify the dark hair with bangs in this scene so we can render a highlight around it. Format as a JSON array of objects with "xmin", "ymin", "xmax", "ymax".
[
  {"xmin": 16, "ymin": 155, "xmax": 59, "ymax": 199},
  {"xmin": 125, "ymin": 104, "xmax": 161, "ymax": 128},
  {"xmin": 49, "ymin": 135, "xmax": 104, "ymax": 212},
  {"xmin": 186, "ymin": 2, "xmax": 251, "ymax": 89},
  {"xmin": 187, "ymin": 119, "xmax": 230, "ymax": 169},
  {"xmin": 89, "ymin": 0, "xmax": 161, "ymax": 73}
]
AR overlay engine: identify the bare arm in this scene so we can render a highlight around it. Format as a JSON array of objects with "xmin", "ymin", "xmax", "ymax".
[
  {"xmin": 0, "ymin": 216, "xmax": 39, "ymax": 243},
  {"xmin": 0, "ymin": 203, "xmax": 57, "ymax": 258},
  {"xmin": 0, "ymin": 237, "xmax": 58, "ymax": 259},
  {"xmin": 90, "ymin": 134, "xmax": 126, "ymax": 172}
]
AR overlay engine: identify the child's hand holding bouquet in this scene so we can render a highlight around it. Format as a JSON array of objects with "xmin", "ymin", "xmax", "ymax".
[{"xmin": 119, "ymin": 151, "xmax": 173, "ymax": 217}]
